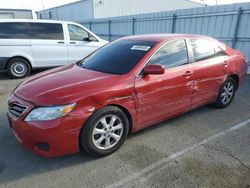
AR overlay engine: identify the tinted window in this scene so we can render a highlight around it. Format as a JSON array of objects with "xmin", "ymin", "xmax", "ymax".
[
  {"xmin": 79, "ymin": 40, "xmax": 156, "ymax": 75},
  {"xmin": 0, "ymin": 22, "xmax": 29, "ymax": 39},
  {"xmin": 149, "ymin": 39, "xmax": 188, "ymax": 68},
  {"xmin": 190, "ymin": 39, "xmax": 226, "ymax": 62},
  {"xmin": 68, "ymin": 24, "xmax": 92, "ymax": 41},
  {"xmin": 30, "ymin": 23, "xmax": 64, "ymax": 40}
]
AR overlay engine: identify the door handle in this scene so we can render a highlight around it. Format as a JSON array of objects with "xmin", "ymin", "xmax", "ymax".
[
  {"xmin": 223, "ymin": 60, "xmax": 229, "ymax": 66},
  {"xmin": 183, "ymin": 71, "xmax": 193, "ymax": 77},
  {"xmin": 70, "ymin": 42, "xmax": 76, "ymax": 44},
  {"xmin": 57, "ymin": 41, "xmax": 65, "ymax": 44}
]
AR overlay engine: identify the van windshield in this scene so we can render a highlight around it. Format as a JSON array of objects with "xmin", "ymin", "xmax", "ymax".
[{"xmin": 78, "ymin": 39, "xmax": 157, "ymax": 75}]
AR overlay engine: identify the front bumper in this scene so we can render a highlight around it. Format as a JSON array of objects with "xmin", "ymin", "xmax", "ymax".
[{"xmin": 7, "ymin": 94, "xmax": 87, "ymax": 157}]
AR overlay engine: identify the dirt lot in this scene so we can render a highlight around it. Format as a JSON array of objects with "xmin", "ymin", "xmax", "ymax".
[{"xmin": 0, "ymin": 71, "xmax": 249, "ymax": 188}]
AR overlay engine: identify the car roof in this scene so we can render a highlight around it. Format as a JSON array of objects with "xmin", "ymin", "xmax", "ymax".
[
  {"xmin": 0, "ymin": 19, "xmax": 78, "ymax": 25},
  {"xmin": 122, "ymin": 34, "xmax": 210, "ymax": 43}
]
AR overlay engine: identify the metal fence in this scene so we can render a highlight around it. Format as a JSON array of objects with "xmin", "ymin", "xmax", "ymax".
[{"xmin": 79, "ymin": 3, "xmax": 250, "ymax": 69}]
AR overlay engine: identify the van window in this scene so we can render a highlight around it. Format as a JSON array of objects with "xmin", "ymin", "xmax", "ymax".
[
  {"xmin": 68, "ymin": 24, "xmax": 92, "ymax": 41},
  {"xmin": 29, "ymin": 23, "xmax": 64, "ymax": 40},
  {"xmin": 0, "ymin": 22, "xmax": 29, "ymax": 39}
]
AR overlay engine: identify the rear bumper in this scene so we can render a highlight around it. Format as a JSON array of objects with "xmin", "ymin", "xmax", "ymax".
[
  {"xmin": 238, "ymin": 63, "xmax": 248, "ymax": 87},
  {"xmin": 0, "ymin": 57, "xmax": 8, "ymax": 70}
]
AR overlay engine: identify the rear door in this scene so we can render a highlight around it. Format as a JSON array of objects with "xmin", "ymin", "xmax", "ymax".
[
  {"xmin": 189, "ymin": 38, "xmax": 230, "ymax": 107},
  {"xmin": 29, "ymin": 22, "xmax": 68, "ymax": 67},
  {"xmin": 67, "ymin": 24, "xmax": 103, "ymax": 63},
  {"xmin": 134, "ymin": 39, "xmax": 193, "ymax": 129}
]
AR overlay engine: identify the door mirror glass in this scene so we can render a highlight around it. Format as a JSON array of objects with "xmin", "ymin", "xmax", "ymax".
[{"xmin": 143, "ymin": 64, "xmax": 165, "ymax": 75}]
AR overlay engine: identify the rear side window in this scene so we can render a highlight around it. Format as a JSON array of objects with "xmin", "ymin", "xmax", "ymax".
[
  {"xmin": 149, "ymin": 39, "xmax": 188, "ymax": 68},
  {"xmin": 0, "ymin": 22, "xmax": 29, "ymax": 39},
  {"xmin": 29, "ymin": 23, "xmax": 64, "ymax": 40},
  {"xmin": 190, "ymin": 39, "xmax": 227, "ymax": 62}
]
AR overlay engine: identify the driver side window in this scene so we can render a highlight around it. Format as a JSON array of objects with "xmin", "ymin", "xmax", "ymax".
[
  {"xmin": 148, "ymin": 39, "xmax": 188, "ymax": 68},
  {"xmin": 68, "ymin": 24, "xmax": 90, "ymax": 41}
]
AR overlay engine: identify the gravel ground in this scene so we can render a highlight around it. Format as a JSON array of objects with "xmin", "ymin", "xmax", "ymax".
[{"xmin": 0, "ymin": 70, "xmax": 249, "ymax": 188}]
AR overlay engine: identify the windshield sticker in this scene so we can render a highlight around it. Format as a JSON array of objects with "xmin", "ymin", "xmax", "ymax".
[{"xmin": 131, "ymin": 45, "xmax": 151, "ymax": 51}]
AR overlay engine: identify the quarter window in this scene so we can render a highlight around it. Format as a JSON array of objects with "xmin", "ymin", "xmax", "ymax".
[
  {"xmin": 68, "ymin": 24, "xmax": 93, "ymax": 41},
  {"xmin": 0, "ymin": 22, "xmax": 29, "ymax": 39},
  {"xmin": 29, "ymin": 23, "xmax": 64, "ymax": 40},
  {"xmin": 190, "ymin": 39, "xmax": 226, "ymax": 62},
  {"xmin": 148, "ymin": 39, "xmax": 188, "ymax": 68}
]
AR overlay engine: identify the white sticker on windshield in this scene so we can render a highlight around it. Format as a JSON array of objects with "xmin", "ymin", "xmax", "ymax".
[{"xmin": 131, "ymin": 45, "xmax": 151, "ymax": 51}]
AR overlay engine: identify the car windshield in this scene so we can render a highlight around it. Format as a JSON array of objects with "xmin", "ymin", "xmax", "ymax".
[{"xmin": 78, "ymin": 39, "xmax": 157, "ymax": 75}]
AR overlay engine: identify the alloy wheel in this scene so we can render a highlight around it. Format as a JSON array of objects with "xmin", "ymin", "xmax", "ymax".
[
  {"xmin": 92, "ymin": 115, "xmax": 124, "ymax": 150},
  {"xmin": 221, "ymin": 81, "xmax": 234, "ymax": 105}
]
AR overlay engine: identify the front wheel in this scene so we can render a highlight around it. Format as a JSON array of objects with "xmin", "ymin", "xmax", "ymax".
[
  {"xmin": 80, "ymin": 106, "xmax": 129, "ymax": 157},
  {"xmin": 213, "ymin": 77, "xmax": 236, "ymax": 108}
]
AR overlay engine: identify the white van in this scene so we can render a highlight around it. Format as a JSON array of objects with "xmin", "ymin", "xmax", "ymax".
[{"xmin": 0, "ymin": 19, "xmax": 108, "ymax": 78}]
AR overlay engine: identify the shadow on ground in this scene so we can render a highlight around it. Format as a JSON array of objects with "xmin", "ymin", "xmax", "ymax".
[{"xmin": 0, "ymin": 69, "xmax": 51, "ymax": 80}]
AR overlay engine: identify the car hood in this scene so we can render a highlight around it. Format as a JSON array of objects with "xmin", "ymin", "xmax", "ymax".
[{"xmin": 14, "ymin": 64, "xmax": 120, "ymax": 106}]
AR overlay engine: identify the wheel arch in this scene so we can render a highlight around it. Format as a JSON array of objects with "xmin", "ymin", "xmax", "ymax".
[
  {"xmin": 228, "ymin": 74, "xmax": 239, "ymax": 90},
  {"xmin": 5, "ymin": 56, "xmax": 33, "ymax": 69},
  {"xmin": 106, "ymin": 104, "xmax": 133, "ymax": 134},
  {"xmin": 78, "ymin": 104, "xmax": 134, "ymax": 151}
]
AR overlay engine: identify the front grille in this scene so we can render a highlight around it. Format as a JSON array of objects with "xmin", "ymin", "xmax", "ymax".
[{"xmin": 8, "ymin": 103, "xmax": 27, "ymax": 119}]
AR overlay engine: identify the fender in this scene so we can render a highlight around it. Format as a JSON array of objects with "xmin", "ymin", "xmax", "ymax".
[{"xmin": 6, "ymin": 52, "xmax": 34, "ymax": 68}]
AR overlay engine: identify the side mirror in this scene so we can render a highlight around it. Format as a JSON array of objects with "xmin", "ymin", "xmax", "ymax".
[
  {"xmin": 82, "ymin": 37, "xmax": 91, "ymax": 42},
  {"xmin": 143, "ymin": 64, "xmax": 165, "ymax": 75}
]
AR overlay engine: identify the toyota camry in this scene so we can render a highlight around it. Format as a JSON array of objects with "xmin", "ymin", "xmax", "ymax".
[{"xmin": 7, "ymin": 34, "xmax": 248, "ymax": 157}]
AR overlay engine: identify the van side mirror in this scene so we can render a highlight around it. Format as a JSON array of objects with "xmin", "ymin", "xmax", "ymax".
[{"xmin": 143, "ymin": 64, "xmax": 165, "ymax": 75}]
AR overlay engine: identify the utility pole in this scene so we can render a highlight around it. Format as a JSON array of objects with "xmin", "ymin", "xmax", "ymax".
[{"xmin": 41, "ymin": 0, "xmax": 45, "ymax": 10}]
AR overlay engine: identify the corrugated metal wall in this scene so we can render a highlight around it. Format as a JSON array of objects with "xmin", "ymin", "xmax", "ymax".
[
  {"xmin": 0, "ymin": 10, "xmax": 33, "ymax": 19},
  {"xmin": 38, "ymin": 1, "xmax": 93, "ymax": 21},
  {"xmin": 92, "ymin": 0, "xmax": 202, "ymax": 19},
  {"xmin": 80, "ymin": 3, "xmax": 250, "ymax": 69}
]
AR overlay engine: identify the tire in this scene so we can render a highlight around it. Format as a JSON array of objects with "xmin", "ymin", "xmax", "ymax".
[
  {"xmin": 80, "ymin": 106, "xmax": 129, "ymax": 157},
  {"xmin": 7, "ymin": 57, "xmax": 31, "ymax": 79},
  {"xmin": 213, "ymin": 77, "xmax": 236, "ymax": 108}
]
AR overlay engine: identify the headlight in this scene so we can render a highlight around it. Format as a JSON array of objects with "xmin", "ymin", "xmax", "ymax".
[{"xmin": 25, "ymin": 103, "xmax": 76, "ymax": 122}]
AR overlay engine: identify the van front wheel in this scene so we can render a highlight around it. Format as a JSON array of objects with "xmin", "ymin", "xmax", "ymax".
[{"xmin": 7, "ymin": 58, "xmax": 31, "ymax": 79}]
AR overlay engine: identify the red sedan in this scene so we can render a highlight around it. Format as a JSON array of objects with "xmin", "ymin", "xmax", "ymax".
[{"xmin": 7, "ymin": 34, "xmax": 248, "ymax": 157}]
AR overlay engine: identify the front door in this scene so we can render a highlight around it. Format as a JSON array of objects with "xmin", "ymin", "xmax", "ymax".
[
  {"xmin": 134, "ymin": 39, "xmax": 193, "ymax": 129},
  {"xmin": 67, "ymin": 24, "xmax": 103, "ymax": 63}
]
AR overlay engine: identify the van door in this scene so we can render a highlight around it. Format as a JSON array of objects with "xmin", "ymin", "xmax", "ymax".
[
  {"xmin": 67, "ymin": 24, "xmax": 104, "ymax": 63},
  {"xmin": 29, "ymin": 23, "xmax": 68, "ymax": 67}
]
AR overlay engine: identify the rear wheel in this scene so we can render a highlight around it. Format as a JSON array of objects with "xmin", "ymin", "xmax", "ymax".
[
  {"xmin": 214, "ymin": 77, "xmax": 236, "ymax": 108},
  {"xmin": 7, "ymin": 57, "xmax": 31, "ymax": 79},
  {"xmin": 80, "ymin": 106, "xmax": 129, "ymax": 157}
]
